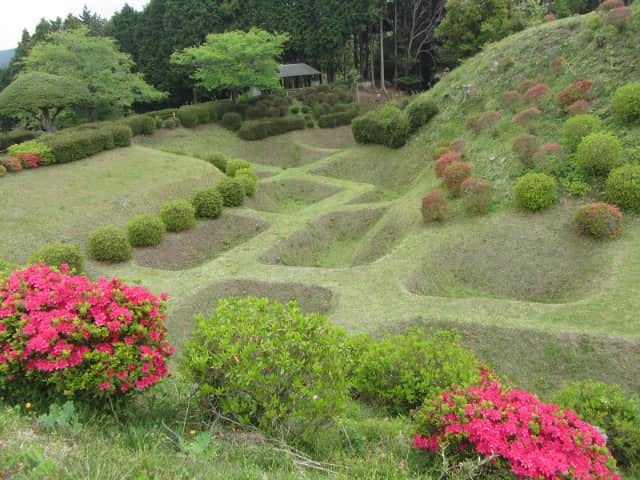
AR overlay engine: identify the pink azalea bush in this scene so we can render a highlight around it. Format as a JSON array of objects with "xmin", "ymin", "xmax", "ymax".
[
  {"xmin": 514, "ymin": 107, "xmax": 542, "ymax": 129},
  {"xmin": 461, "ymin": 178, "xmax": 492, "ymax": 213},
  {"xmin": 443, "ymin": 161, "xmax": 472, "ymax": 197},
  {"xmin": 17, "ymin": 152, "xmax": 41, "ymax": 169},
  {"xmin": 435, "ymin": 151, "xmax": 462, "ymax": 177},
  {"xmin": 0, "ymin": 264, "xmax": 174, "ymax": 402},
  {"xmin": 502, "ymin": 90, "xmax": 525, "ymax": 110},
  {"xmin": 516, "ymin": 79, "xmax": 537, "ymax": 94},
  {"xmin": 1, "ymin": 157, "xmax": 23, "ymax": 172},
  {"xmin": 512, "ymin": 133, "xmax": 540, "ymax": 164},
  {"xmin": 422, "ymin": 190, "xmax": 448, "ymax": 222},
  {"xmin": 526, "ymin": 84, "xmax": 549, "ymax": 103},
  {"xmin": 557, "ymin": 81, "xmax": 592, "ymax": 111},
  {"xmin": 532, "ymin": 144, "xmax": 563, "ymax": 172},
  {"xmin": 575, "ymin": 203, "xmax": 622, "ymax": 239},
  {"xmin": 566, "ymin": 100, "xmax": 590, "ymax": 117},
  {"xmin": 465, "ymin": 111, "xmax": 502, "ymax": 132},
  {"xmin": 606, "ymin": 6, "xmax": 634, "ymax": 30},
  {"xmin": 413, "ymin": 373, "xmax": 622, "ymax": 480}
]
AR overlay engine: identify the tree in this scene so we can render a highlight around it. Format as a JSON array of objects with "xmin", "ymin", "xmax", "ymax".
[
  {"xmin": 0, "ymin": 72, "xmax": 89, "ymax": 132},
  {"xmin": 171, "ymin": 28, "xmax": 289, "ymax": 100},
  {"xmin": 22, "ymin": 27, "xmax": 165, "ymax": 120}
]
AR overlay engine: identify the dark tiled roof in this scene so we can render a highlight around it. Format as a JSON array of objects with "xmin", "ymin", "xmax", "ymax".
[{"xmin": 277, "ymin": 63, "xmax": 321, "ymax": 77}]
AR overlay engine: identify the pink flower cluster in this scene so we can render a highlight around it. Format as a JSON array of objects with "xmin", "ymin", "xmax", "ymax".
[
  {"xmin": 526, "ymin": 84, "xmax": 549, "ymax": 103},
  {"xmin": 1, "ymin": 153, "xmax": 41, "ymax": 173},
  {"xmin": 414, "ymin": 377, "xmax": 622, "ymax": 480},
  {"xmin": 575, "ymin": 203, "xmax": 622, "ymax": 239},
  {"xmin": 0, "ymin": 264, "xmax": 174, "ymax": 397}
]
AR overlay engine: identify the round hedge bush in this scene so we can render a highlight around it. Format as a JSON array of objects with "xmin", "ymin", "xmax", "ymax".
[
  {"xmin": 434, "ymin": 151, "xmax": 461, "ymax": 177},
  {"xmin": 574, "ymin": 202, "xmax": 622, "ymax": 239},
  {"xmin": 222, "ymin": 112, "xmax": 242, "ymax": 131},
  {"xmin": 562, "ymin": 114, "xmax": 602, "ymax": 152},
  {"xmin": 160, "ymin": 200, "xmax": 197, "ymax": 232},
  {"xmin": 215, "ymin": 177, "xmax": 245, "ymax": 207},
  {"xmin": 605, "ymin": 164, "xmax": 640, "ymax": 212},
  {"xmin": 443, "ymin": 161, "xmax": 472, "ymax": 197},
  {"xmin": 421, "ymin": 190, "xmax": 448, "ymax": 222},
  {"xmin": 514, "ymin": 172, "xmax": 557, "ymax": 211},
  {"xmin": 512, "ymin": 133, "xmax": 540, "ymax": 164},
  {"xmin": 461, "ymin": 177, "xmax": 492, "ymax": 214},
  {"xmin": 225, "ymin": 158, "xmax": 251, "ymax": 177},
  {"xmin": 88, "ymin": 226, "xmax": 132, "ymax": 262},
  {"xmin": 576, "ymin": 131, "xmax": 622, "ymax": 176},
  {"xmin": 205, "ymin": 152, "xmax": 230, "ymax": 172},
  {"xmin": 191, "ymin": 188, "xmax": 223, "ymax": 218},
  {"xmin": 127, "ymin": 214, "xmax": 166, "ymax": 247},
  {"xmin": 30, "ymin": 242, "xmax": 83, "ymax": 272},
  {"xmin": 611, "ymin": 82, "xmax": 640, "ymax": 124},
  {"xmin": 234, "ymin": 168, "xmax": 258, "ymax": 196},
  {"xmin": 180, "ymin": 297, "xmax": 350, "ymax": 440}
]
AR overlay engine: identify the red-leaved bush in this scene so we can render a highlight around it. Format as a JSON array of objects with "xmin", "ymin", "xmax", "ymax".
[
  {"xmin": 575, "ymin": 202, "xmax": 622, "ymax": 239},
  {"xmin": 461, "ymin": 178, "xmax": 492, "ymax": 213},
  {"xmin": 515, "ymin": 79, "xmax": 537, "ymax": 94},
  {"xmin": 532, "ymin": 144, "xmax": 563, "ymax": 171},
  {"xmin": 526, "ymin": 84, "xmax": 549, "ymax": 103},
  {"xmin": 513, "ymin": 107, "xmax": 542, "ymax": 129},
  {"xmin": 413, "ymin": 374, "xmax": 622, "ymax": 480},
  {"xmin": 443, "ymin": 161, "xmax": 472, "ymax": 197},
  {"xmin": 512, "ymin": 133, "xmax": 540, "ymax": 164},
  {"xmin": 435, "ymin": 151, "xmax": 462, "ymax": 177},
  {"xmin": 557, "ymin": 81, "xmax": 593, "ymax": 111},
  {"xmin": 0, "ymin": 264, "xmax": 174, "ymax": 400},
  {"xmin": 17, "ymin": 153, "xmax": 41, "ymax": 169},
  {"xmin": 606, "ymin": 6, "xmax": 634, "ymax": 30},
  {"xmin": 598, "ymin": 0, "xmax": 624, "ymax": 12},
  {"xmin": 566, "ymin": 99, "xmax": 590, "ymax": 117},
  {"xmin": 449, "ymin": 138, "xmax": 466, "ymax": 154},
  {"xmin": 501, "ymin": 90, "xmax": 525, "ymax": 110},
  {"xmin": 1, "ymin": 157, "xmax": 23, "ymax": 172},
  {"xmin": 421, "ymin": 190, "xmax": 448, "ymax": 222},
  {"xmin": 465, "ymin": 111, "xmax": 502, "ymax": 132}
]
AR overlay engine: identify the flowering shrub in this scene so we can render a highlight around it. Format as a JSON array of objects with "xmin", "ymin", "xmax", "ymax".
[
  {"xmin": 432, "ymin": 139, "xmax": 453, "ymax": 160},
  {"xmin": 512, "ymin": 133, "xmax": 540, "ymax": 164},
  {"xmin": 465, "ymin": 111, "xmax": 501, "ymax": 133},
  {"xmin": 543, "ymin": 12, "xmax": 556, "ymax": 22},
  {"xmin": 513, "ymin": 107, "xmax": 542, "ymax": 130},
  {"xmin": 421, "ymin": 190, "xmax": 448, "ymax": 222},
  {"xmin": 526, "ymin": 84, "xmax": 549, "ymax": 103},
  {"xmin": 461, "ymin": 178, "xmax": 492, "ymax": 213},
  {"xmin": 413, "ymin": 377, "xmax": 622, "ymax": 480},
  {"xmin": 566, "ymin": 99, "xmax": 590, "ymax": 117},
  {"xmin": 435, "ymin": 151, "xmax": 462, "ymax": 177},
  {"xmin": 449, "ymin": 138, "xmax": 466, "ymax": 154},
  {"xmin": 574, "ymin": 203, "xmax": 622, "ymax": 239},
  {"xmin": 606, "ymin": 7, "xmax": 633, "ymax": 30},
  {"xmin": 557, "ymin": 81, "xmax": 593, "ymax": 111},
  {"xmin": 515, "ymin": 79, "xmax": 537, "ymax": 94},
  {"xmin": 611, "ymin": 82, "xmax": 640, "ymax": 124},
  {"xmin": 1, "ymin": 157, "xmax": 23, "ymax": 172},
  {"xmin": 16, "ymin": 153, "xmax": 40, "ymax": 169},
  {"xmin": 7, "ymin": 140, "xmax": 55, "ymax": 166},
  {"xmin": 0, "ymin": 264, "xmax": 173, "ymax": 403},
  {"xmin": 598, "ymin": 0, "xmax": 624, "ymax": 12},
  {"xmin": 443, "ymin": 162, "xmax": 472, "ymax": 197},
  {"xmin": 551, "ymin": 57, "xmax": 564, "ymax": 76},
  {"xmin": 605, "ymin": 164, "xmax": 640, "ymax": 212},
  {"xmin": 532, "ymin": 144, "xmax": 563, "ymax": 171},
  {"xmin": 30, "ymin": 243, "xmax": 84, "ymax": 273},
  {"xmin": 514, "ymin": 172, "xmax": 557, "ymax": 211},
  {"xmin": 501, "ymin": 90, "xmax": 525, "ymax": 110},
  {"xmin": 0, "ymin": 165, "xmax": 6, "ymax": 177}
]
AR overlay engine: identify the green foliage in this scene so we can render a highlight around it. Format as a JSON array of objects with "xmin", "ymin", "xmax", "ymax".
[
  {"xmin": 42, "ymin": 124, "xmax": 131, "ymax": 164},
  {"xmin": 562, "ymin": 114, "xmax": 602, "ymax": 152},
  {"xmin": 553, "ymin": 381, "xmax": 640, "ymax": 468},
  {"xmin": 575, "ymin": 132, "xmax": 622, "ymax": 176},
  {"xmin": 126, "ymin": 214, "xmax": 166, "ymax": 247},
  {"xmin": 0, "ymin": 129, "xmax": 41, "ymax": 151},
  {"xmin": 222, "ymin": 112, "xmax": 242, "ymax": 131},
  {"xmin": 317, "ymin": 106, "xmax": 360, "ymax": 128},
  {"xmin": 551, "ymin": 0, "xmax": 599, "ymax": 17},
  {"xmin": 238, "ymin": 116, "xmax": 306, "ymax": 140},
  {"xmin": 204, "ymin": 152, "xmax": 229, "ymax": 172},
  {"xmin": 176, "ymin": 104, "xmax": 211, "ymax": 128},
  {"xmin": 514, "ymin": 173, "xmax": 558, "ymax": 211},
  {"xmin": 171, "ymin": 28, "xmax": 290, "ymax": 99},
  {"xmin": 215, "ymin": 177, "xmax": 245, "ymax": 207},
  {"xmin": 225, "ymin": 158, "xmax": 251, "ymax": 177},
  {"xmin": 0, "ymin": 72, "xmax": 89, "ymax": 132},
  {"xmin": 191, "ymin": 188, "xmax": 224, "ymax": 219},
  {"xmin": 180, "ymin": 297, "xmax": 350, "ymax": 441},
  {"xmin": 406, "ymin": 96, "xmax": 439, "ymax": 133},
  {"xmin": 159, "ymin": 200, "xmax": 197, "ymax": 232},
  {"xmin": 161, "ymin": 118, "xmax": 180, "ymax": 129},
  {"xmin": 611, "ymin": 82, "xmax": 640, "ymax": 124},
  {"xmin": 234, "ymin": 168, "xmax": 258, "ymax": 196},
  {"xmin": 348, "ymin": 328, "xmax": 481, "ymax": 415},
  {"xmin": 38, "ymin": 401, "xmax": 82, "ymax": 436},
  {"xmin": 7, "ymin": 140, "xmax": 55, "ymax": 166},
  {"xmin": 351, "ymin": 104, "xmax": 411, "ymax": 149},
  {"xmin": 605, "ymin": 164, "xmax": 640, "ymax": 212},
  {"xmin": 122, "ymin": 114, "xmax": 157, "ymax": 136},
  {"xmin": 30, "ymin": 242, "xmax": 83, "ymax": 272},
  {"xmin": 87, "ymin": 226, "xmax": 132, "ymax": 262}
]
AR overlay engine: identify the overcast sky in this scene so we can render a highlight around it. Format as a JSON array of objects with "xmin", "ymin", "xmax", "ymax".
[{"xmin": 0, "ymin": 0, "xmax": 150, "ymax": 51}]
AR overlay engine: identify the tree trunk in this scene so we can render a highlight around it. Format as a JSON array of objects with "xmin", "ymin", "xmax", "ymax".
[
  {"xmin": 393, "ymin": 0, "xmax": 398, "ymax": 85},
  {"xmin": 380, "ymin": 9, "xmax": 386, "ymax": 93},
  {"xmin": 369, "ymin": 23, "xmax": 375, "ymax": 88}
]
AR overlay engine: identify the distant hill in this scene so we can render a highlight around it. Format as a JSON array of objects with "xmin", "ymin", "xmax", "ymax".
[{"xmin": 0, "ymin": 49, "xmax": 15, "ymax": 68}]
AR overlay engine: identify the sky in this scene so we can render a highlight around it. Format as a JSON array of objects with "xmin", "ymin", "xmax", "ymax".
[{"xmin": 0, "ymin": 0, "xmax": 150, "ymax": 50}]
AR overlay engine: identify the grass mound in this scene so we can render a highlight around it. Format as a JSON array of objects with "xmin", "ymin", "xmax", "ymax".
[
  {"xmin": 260, "ymin": 208, "xmax": 386, "ymax": 267},
  {"xmin": 244, "ymin": 179, "xmax": 342, "ymax": 213},
  {"xmin": 132, "ymin": 215, "xmax": 268, "ymax": 270}
]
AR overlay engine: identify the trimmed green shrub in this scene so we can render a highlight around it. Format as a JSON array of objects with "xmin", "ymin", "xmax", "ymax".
[
  {"xmin": 87, "ymin": 226, "xmax": 132, "ymax": 262},
  {"xmin": 222, "ymin": 112, "xmax": 242, "ymax": 131},
  {"xmin": 605, "ymin": 164, "xmax": 640, "ymax": 212},
  {"xmin": 0, "ymin": 165, "xmax": 6, "ymax": 176},
  {"xmin": 160, "ymin": 200, "xmax": 197, "ymax": 232},
  {"xmin": 576, "ymin": 132, "xmax": 622, "ymax": 176},
  {"xmin": 562, "ymin": 114, "xmax": 602, "ymax": 152},
  {"xmin": 348, "ymin": 328, "xmax": 481, "ymax": 415},
  {"xmin": 237, "ymin": 116, "xmax": 306, "ymax": 141},
  {"xmin": 225, "ymin": 158, "xmax": 251, "ymax": 177},
  {"xmin": 180, "ymin": 297, "xmax": 350, "ymax": 441},
  {"xmin": 0, "ymin": 259, "xmax": 17, "ymax": 279},
  {"xmin": 318, "ymin": 108, "xmax": 360, "ymax": 128},
  {"xmin": 176, "ymin": 104, "xmax": 210, "ymax": 128},
  {"xmin": 122, "ymin": 114, "xmax": 156, "ymax": 136},
  {"xmin": 127, "ymin": 214, "xmax": 165, "ymax": 247},
  {"xmin": 351, "ymin": 104, "xmax": 410, "ymax": 149},
  {"xmin": 215, "ymin": 177, "xmax": 245, "ymax": 207},
  {"xmin": 7, "ymin": 141, "xmax": 55, "ymax": 166},
  {"xmin": 461, "ymin": 177, "xmax": 492, "ymax": 214},
  {"xmin": 611, "ymin": 82, "xmax": 640, "ymax": 124},
  {"xmin": 553, "ymin": 380, "xmax": 640, "ymax": 468},
  {"xmin": 30, "ymin": 242, "xmax": 83, "ymax": 272},
  {"xmin": 234, "ymin": 168, "xmax": 258, "ymax": 196},
  {"xmin": 574, "ymin": 202, "xmax": 622, "ymax": 239},
  {"xmin": 103, "ymin": 123, "xmax": 133, "ymax": 147},
  {"xmin": 161, "ymin": 118, "xmax": 180, "ymax": 129},
  {"xmin": 443, "ymin": 161, "xmax": 472, "ymax": 197},
  {"xmin": 191, "ymin": 188, "xmax": 223, "ymax": 218},
  {"xmin": 204, "ymin": 152, "xmax": 229, "ymax": 172},
  {"xmin": 514, "ymin": 172, "xmax": 558, "ymax": 211},
  {"xmin": 421, "ymin": 190, "xmax": 448, "ymax": 222},
  {"xmin": 0, "ymin": 129, "xmax": 40, "ymax": 151},
  {"xmin": 406, "ymin": 96, "xmax": 438, "ymax": 133},
  {"xmin": 43, "ymin": 128, "xmax": 112, "ymax": 164}
]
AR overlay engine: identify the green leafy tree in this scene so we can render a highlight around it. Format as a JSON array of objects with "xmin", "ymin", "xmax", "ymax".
[
  {"xmin": 0, "ymin": 72, "xmax": 89, "ymax": 132},
  {"xmin": 22, "ymin": 27, "xmax": 165, "ymax": 120},
  {"xmin": 171, "ymin": 28, "xmax": 289, "ymax": 100}
]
